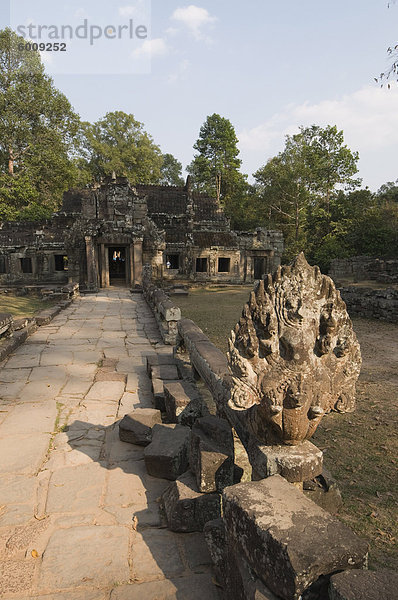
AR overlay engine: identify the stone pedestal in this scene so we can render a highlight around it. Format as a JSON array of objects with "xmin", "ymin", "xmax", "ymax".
[{"xmin": 248, "ymin": 438, "xmax": 323, "ymax": 483}]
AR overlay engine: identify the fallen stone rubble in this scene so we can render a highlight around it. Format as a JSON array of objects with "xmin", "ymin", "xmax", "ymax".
[
  {"xmin": 118, "ymin": 349, "xmax": 393, "ymax": 600},
  {"xmin": 134, "ymin": 271, "xmax": 394, "ymax": 599}
]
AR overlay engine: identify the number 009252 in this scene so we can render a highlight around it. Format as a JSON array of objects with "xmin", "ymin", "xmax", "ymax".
[{"xmin": 18, "ymin": 43, "xmax": 67, "ymax": 52}]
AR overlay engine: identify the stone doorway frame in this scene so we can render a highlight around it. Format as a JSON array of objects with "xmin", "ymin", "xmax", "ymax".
[{"xmin": 97, "ymin": 240, "xmax": 143, "ymax": 289}]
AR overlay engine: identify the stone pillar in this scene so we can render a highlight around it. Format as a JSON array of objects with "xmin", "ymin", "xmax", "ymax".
[
  {"xmin": 128, "ymin": 243, "xmax": 134, "ymax": 287},
  {"xmin": 133, "ymin": 239, "xmax": 143, "ymax": 287},
  {"xmin": 85, "ymin": 236, "xmax": 98, "ymax": 291},
  {"xmin": 100, "ymin": 244, "xmax": 110, "ymax": 288}
]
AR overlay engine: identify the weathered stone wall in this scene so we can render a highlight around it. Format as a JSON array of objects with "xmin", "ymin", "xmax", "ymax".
[
  {"xmin": 1, "ymin": 179, "xmax": 284, "ymax": 289},
  {"xmin": 330, "ymin": 256, "xmax": 398, "ymax": 284},
  {"xmin": 339, "ymin": 286, "xmax": 398, "ymax": 323},
  {"xmin": 142, "ymin": 267, "xmax": 181, "ymax": 344}
]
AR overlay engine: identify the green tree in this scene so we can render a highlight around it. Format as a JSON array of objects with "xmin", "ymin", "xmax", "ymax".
[
  {"xmin": 376, "ymin": 180, "xmax": 398, "ymax": 203},
  {"xmin": 0, "ymin": 28, "xmax": 81, "ymax": 219},
  {"xmin": 187, "ymin": 113, "xmax": 246, "ymax": 206},
  {"xmin": 307, "ymin": 189, "xmax": 374, "ymax": 271},
  {"xmin": 347, "ymin": 202, "xmax": 398, "ymax": 257},
  {"xmin": 254, "ymin": 125, "xmax": 360, "ymax": 264},
  {"xmin": 82, "ymin": 111, "xmax": 163, "ymax": 184},
  {"xmin": 254, "ymin": 147, "xmax": 311, "ymax": 253},
  {"xmin": 159, "ymin": 153, "xmax": 185, "ymax": 186}
]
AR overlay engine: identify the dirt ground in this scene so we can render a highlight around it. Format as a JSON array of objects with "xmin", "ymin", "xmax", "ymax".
[
  {"xmin": 313, "ymin": 317, "xmax": 398, "ymax": 569},
  {"xmin": 176, "ymin": 287, "xmax": 398, "ymax": 569}
]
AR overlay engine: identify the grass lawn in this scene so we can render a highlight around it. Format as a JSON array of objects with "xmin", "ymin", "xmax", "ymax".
[
  {"xmin": 0, "ymin": 294, "xmax": 55, "ymax": 318},
  {"xmin": 176, "ymin": 286, "xmax": 398, "ymax": 569}
]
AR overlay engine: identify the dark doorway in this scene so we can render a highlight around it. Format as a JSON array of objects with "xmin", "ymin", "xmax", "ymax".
[
  {"xmin": 254, "ymin": 257, "xmax": 266, "ymax": 279},
  {"xmin": 196, "ymin": 257, "xmax": 208, "ymax": 273},
  {"xmin": 166, "ymin": 254, "xmax": 179, "ymax": 270},
  {"xmin": 108, "ymin": 247, "xmax": 126, "ymax": 284}
]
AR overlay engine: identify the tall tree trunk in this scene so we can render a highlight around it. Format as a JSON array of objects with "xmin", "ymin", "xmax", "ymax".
[
  {"xmin": 216, "ymin": 173, "xmax": 221, "ymax": 205},
  {"xmin": 8, "ymin": 148, "xmax": 14, "ymax": 176}
]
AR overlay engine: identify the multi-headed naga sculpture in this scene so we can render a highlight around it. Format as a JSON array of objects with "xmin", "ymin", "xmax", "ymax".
[{"xmin": 227, "ymin": 254, "xmax": 361, "ymax": 446}]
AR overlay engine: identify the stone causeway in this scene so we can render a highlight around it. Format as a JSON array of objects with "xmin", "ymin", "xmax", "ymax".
[{"xmin": 0, "ymin": 289, "xmax": 219, "ymax": 599}]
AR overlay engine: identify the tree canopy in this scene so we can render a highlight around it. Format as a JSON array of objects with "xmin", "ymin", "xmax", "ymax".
[
  {"xmin": 80, "ymin": 111, "xmax": 163, "ymax": 185},
  {"xmin": 253, "ymin": 125, "xmax": 361, "ymax": 263},
  {"xmin": 0, "ymin": 28, "xmax": 81, "ymax": 220},
  {"xmin": 159, "ymin": 153, "xmax": 185, "ymax": 186},
  {"xmin": 187, "ymin": 113, "xmax": 246, "ymax": 206}
]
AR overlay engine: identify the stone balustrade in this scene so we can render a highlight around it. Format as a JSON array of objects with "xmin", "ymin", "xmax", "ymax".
[{"xmin": 142, "ymin": 268, "xmax": 181, "ymax": 344}]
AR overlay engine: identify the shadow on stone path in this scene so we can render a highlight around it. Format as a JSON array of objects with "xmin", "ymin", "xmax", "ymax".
[{"xmin": 0, "ymin": 289, "xmax": 220, "ymax": 600}]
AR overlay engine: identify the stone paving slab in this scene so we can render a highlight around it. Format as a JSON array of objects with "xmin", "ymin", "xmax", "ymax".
[
  {"xmin": 111, "ymin": 573, "xmax": 220, "ymax": 600},
  {"xmin": 0, "ymin": 402, "xmax": 57, "ymax": 435},
  {"xmin": 0, "ymin": 433, "xmax": 49, "ymax": 475},
  {"xmin": 38, "ymin": 525, "xmax": 130, "ymax": 591},
  {"xmin": 0, "ymin": 289, "xmax": 219, "ymax": 600}
]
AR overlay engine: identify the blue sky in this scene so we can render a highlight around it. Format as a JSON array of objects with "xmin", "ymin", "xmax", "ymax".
[{"xmin": 3, "ymin": 0, "xmax": 398, "ymax": 190}]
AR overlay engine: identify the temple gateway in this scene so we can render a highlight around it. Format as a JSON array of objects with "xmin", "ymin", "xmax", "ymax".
[{"xmin": 0, "ymin": 177, "xmax": 283, "ymax": 290}]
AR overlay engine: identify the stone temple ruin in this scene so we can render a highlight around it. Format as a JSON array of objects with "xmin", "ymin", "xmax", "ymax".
[
  {"xmin": 125, "ymin": 253, "xmax": 397, "ymax": 599},
  {"xmin": 0, "ymin": 176, "xmax": 283, "ymax": 291}
]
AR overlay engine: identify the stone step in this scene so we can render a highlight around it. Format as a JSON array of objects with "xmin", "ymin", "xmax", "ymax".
[
  {"xmin": 164, "ymin": 380, "xmax": 207, "ymax": 426},
  {"xmin": 162, "ymin": 470, "xmax": 222, "ymax": 533},
  {"xmin": 144, "ymin": 423, "xmax": 191, "ymax": 480},
  {"xmin": 119, "ymin": 408, "xmax": 162, "ymax": 446}
]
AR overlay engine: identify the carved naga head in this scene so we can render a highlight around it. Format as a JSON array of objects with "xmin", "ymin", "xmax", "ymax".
[{"xmin": 227, "ymin": 253, "xmax": 361, "ymax": 446}]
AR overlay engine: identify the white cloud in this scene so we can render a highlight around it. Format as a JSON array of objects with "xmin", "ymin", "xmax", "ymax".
[
  {"xmin": 168, "ymin": 58, "xmax": 191, "ymax": 84},
  {"xmin": 239, "ymin": 86, "xmax": 398, "ymax": 154},
  {"xmin": 131, "ymin": 38, "xmax": 168, "ymax": 59},
  {"xmin": 171, "ymin": 5, "xmax": 216, "ymax": 40},
  {"xmin": 238, "ymin": 86, "xmax": 398, "ymax": 189},
  {"xmin": 119, "ymin": 5, "xmax": 137, "ymax": 17}
]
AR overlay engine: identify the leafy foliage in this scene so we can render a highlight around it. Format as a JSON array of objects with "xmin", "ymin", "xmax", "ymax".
[
  {"xmin": 0, "ymin": 28, "xmax": 81, "ymax": 219},
  {"xmin": 80, "ymin": 111, "xmax": 163, "ymax": 184},
  {"xmin": 187, "ymin": 113, "xmax": 247, "ymax": 207},
  {"xmin": 159, "ymin": 153, "xmax": 185, "ymax": 186},
  {"xmin": 253, "ymin": 125, "xmax": 361, "ymax": 265}
]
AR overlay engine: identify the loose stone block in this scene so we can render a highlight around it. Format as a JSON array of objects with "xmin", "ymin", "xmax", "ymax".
[
  {"xmin": 203, "ymin": 518, "xmax": 226, "ymax": 573},
  {"xmin": 190, "ymin": 415, "xmax": 234, "ymax": 493},
  {"xmin": 151, "ymin": 364, "xmax": 180, "ymax": 380},
  {"xmin": 249, "ymin": 438, "xmax": 323, "ymax": 483},
  {"xmin": 329, "ymin": 569, "xmax": 398, "ymax": 600},
  {"xmin": 151, "ymin": 377, "xmax": 166, "ymax": 411},
  {"xmin": 223, "ymin": 475, "xmax": 369, "ymax": 600},
  {"xmin": 164, "ymin": 380, "xmax": 206, "ymax": 426},
  {"xmin": 146, "ymin": 353, "xmax": 176, "ymax": 376},
  {"xmin": 119, "ymin": 409, "xmax": 162, "ymax": 446},
  {"xmin": 0, "ymin": 312, "xmax": 13, "ymax": 338},
  {"xmin": 303, "ymin": 468, "xmax": 343, "ymax": 514},
  {"xmin": 162, "ymin": 470, "xmax": 222, "ymax": 532},
  {"xmin": 204, "ymin": 518, "xmax": 280, "ymax": 600},
  {"xmin": 144, "ymin": 423, "xmax": 191, "ymax": 480}
]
